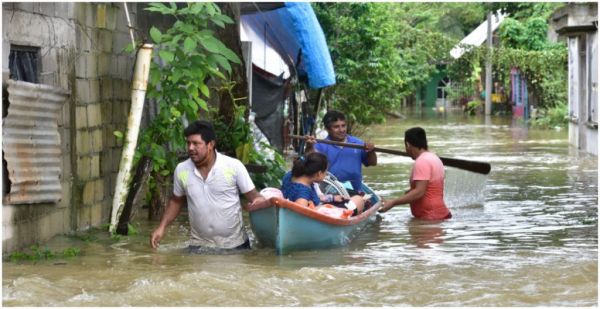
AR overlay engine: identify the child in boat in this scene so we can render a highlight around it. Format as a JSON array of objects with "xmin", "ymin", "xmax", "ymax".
[{"xmin": 281, "ymin": 152, "xmax": 365, "ymax": 216}]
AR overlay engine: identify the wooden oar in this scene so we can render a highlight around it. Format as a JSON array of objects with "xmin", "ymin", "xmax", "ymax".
[{"xmin": 290, "ymin": 135, "xmax": 491, "ymax": 175}]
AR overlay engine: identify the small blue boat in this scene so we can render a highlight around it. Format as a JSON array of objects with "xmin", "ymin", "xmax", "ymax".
[{"xmin": 249, "ymin": 177, "xmax": 381, "ymax": 255}]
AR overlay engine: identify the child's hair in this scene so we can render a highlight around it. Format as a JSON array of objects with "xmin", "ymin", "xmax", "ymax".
[{"xmin": 291, "ymin": 152, "xmax": 328, "ymax": 178}]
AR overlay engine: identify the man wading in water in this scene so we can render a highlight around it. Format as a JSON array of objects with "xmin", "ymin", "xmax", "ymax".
[{"xmin": 150, "ymin": 120, "xmax": 269, "ymax": 252}]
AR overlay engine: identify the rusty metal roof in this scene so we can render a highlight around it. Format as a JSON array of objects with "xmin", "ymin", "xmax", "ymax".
[{"xmin": 3, "ymin": 80, "xmax": 69, "ymax": 204}]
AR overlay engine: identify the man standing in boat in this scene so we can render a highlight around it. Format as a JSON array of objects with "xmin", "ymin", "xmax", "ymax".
[
  {"xmin": 378, "ymin": 127, "xmax": 451, "ymax": 220},
  {"xmin": 305, "ymin": 110, "xmax": 377, "ymax": 194},
  {"xmin": 150, "ymin": 120, "xmax": 269, "ymax": 252}
]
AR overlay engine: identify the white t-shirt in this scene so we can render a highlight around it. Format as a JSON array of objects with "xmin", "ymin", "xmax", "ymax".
[{"xmin": 173, "ymin": 152, "xmax": 255, "ymax": 248}]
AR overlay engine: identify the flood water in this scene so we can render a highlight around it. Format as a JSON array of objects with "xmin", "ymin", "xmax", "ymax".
[{"xmin": 3, "ymin": 111, "xmax": 598, "ymax": 306}]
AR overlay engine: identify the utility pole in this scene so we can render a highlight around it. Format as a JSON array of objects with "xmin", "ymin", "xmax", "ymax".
[{"xmin": 485, "ymin": 11, "xmax": 493, "ymax": 115}]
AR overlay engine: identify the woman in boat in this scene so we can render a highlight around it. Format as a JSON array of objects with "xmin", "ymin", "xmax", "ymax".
[{"xmin": 281, "ymin": 152, "xmax": 365, "ymax": 215}]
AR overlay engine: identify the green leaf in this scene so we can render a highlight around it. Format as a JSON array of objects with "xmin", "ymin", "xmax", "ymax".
[
  {"xmin": 199, "ymin": 83, "xmax": 210, "ymax": 98},
  {"xmin": 212, "ymin": 18, "xmax": 225, "ymax": 28},
  {"xmin": 183, "ymin": 37, "xmax": 197, "ymax": 53},
  {"xmin": 219, "ymin": 47, "xmax": 241, "ymax": 64},
  {"xmin": 194, "ymin": 97, "xmax": 208, "ymax": 111},
  {"xmin": 212, "ymin": 54, "xmax": 232, "ymax": 74},
  {"xmin": 123, "ymin": 42, "xmax": 136, "ymax": 54},
  {"xmin": 199, "ymin": 36, "xmax": 223, "ymax": 53},
  {"xmin": 113, "ymin": 131, "xmax": 124, "ymax": 139},
  {"xmin": 149, "ymin": 27, "xmax": 162, "ymax": 44},
  {"xmin": 144, "ymin": 3, "xmax": 171, "ymax": 14},
  {"xmin": 159, "ymin": 50, "xmax": 175, "ymax": 63}
]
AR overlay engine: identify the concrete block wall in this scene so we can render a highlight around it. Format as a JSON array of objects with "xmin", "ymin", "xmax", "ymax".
[
  {"xmin": 71, "ymin": 2, "xmax": 135, "ymax": 231},
  {"xmin": 2, "ymin": 2, "xmax": 137, "ymax": 253},
  {"xmin": 2, "ymin": 4, "xmax": 77, "ymax": 252}
]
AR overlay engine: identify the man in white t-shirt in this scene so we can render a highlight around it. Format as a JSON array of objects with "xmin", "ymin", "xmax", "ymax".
[{"xmin": 150, "ymin": 120, "xmax": 269, "ymax": 251}]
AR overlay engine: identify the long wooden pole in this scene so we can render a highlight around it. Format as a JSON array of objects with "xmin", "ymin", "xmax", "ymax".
[{"xmin": 290, "ymin": 135, "xmax": 491, "ymax": 175}]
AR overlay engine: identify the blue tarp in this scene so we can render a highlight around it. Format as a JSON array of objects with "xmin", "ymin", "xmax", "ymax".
[{"xmin": 241, "ymin": 2, "xmax": 336, "ymax": 89}]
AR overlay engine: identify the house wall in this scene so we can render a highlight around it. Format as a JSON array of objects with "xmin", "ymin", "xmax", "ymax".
[
  {"xmin": 2, "ymin": 3, "xmax": 139, "ymax": 253},
  {"xmin": 552, "ymin": 3, "xmax": 598, "ymax": 156}
]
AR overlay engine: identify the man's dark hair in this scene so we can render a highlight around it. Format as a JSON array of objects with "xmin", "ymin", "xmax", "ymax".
[
  {"xmin": 184, "ymin": 120, "xmax": 216, "ymax": 144},
  {"xmin": 322, "ymin": 110, "xmax": 346, "ymax": 129},
  {"xmin": 404, "ymin": 127, "xmax": 428, "ymax": 150}
]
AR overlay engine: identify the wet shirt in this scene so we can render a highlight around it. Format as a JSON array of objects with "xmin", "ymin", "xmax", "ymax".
[
  {"xmin": 409, "ymin": 151, "xmax": 451, "ymax": 220},
  {"xmin": 281, "ymin": 171, "xmax": 320, "ymax": 206},
  {"xmin": 173, "ymin": 153, "xmax": 255, "ymax": 248},
  {"xmin": 315, "ymin": 135, "xmax": 368, "ymax": 192}
]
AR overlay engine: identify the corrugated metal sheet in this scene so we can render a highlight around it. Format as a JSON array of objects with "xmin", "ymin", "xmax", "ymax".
[{"xmin": 3, "ymin": 80, "xmax": 69, "ymax": 204}]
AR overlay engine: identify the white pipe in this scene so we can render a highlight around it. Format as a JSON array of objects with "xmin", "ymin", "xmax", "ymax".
[{"xmin": 109, "ymin": 44, "xmax": 153, "ymax": 234}]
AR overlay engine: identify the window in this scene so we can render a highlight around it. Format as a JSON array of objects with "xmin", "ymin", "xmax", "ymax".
[{"xmin": 8, "ymin": 45, "xmax": 40, "ymax": 83}]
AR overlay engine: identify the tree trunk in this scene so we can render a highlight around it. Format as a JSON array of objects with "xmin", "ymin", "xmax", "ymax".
[
  {"xmin": 215, "ymin": 2, "xmax": 249, "ymax": 123},
  {"xmin": 148, "ymin": 172, "xmax": 171, "ymax": 221},
  {"xmin": 116, "ymin": 155, "xmax": 152, "ymax": 235}
]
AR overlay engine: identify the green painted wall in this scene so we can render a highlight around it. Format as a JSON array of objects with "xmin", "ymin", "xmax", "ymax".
[{"xmin": 416, "ymin": 67, "xmax": 447, "ymax": 108}]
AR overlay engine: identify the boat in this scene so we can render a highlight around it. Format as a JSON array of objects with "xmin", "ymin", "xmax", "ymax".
[{"xmin": 249, "ymin": 174, "xmax": 382, "ymax": 255}]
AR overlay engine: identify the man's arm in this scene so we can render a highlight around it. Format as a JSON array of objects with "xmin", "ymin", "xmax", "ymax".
[
  {"xmin": 150, "ymin": 195, "xmax": 185, "ymax": 248},
  {"xmin": 378, "ymin": 180, "xmax": 427, "ymax": 213},
  {"xmin": 304, "ymin": 135, "xmax": 317, "ymax": 154},
  {"xmin": 244, "ymin": 189, "xmax": 270, "ymax": 211},
  {"xmin": 365, "ymin": 142, "xmax": 377, "ymax": 166}
]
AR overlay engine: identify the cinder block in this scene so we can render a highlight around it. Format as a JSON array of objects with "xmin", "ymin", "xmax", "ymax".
[
  {"xmin": 39, "ymin": 72, "xmax": 57, "ymax": 87},
  {"xmin": 85, "ymin": 3, "xmax": 95, "ymax": 28},
  {"xmin": 89, "ymin": 78, "xmax": 100, "ymax": 103},
  {"xmin": 101, "ymin": 146, "xmax": 112, "ymax": 173},
  {"xmin": 41, "ymin": 47, "xmax": 58, "ymax": 74},
  {"xmin": 97, "ymin": 53, "xmax": 109, "ymax": 76},
  {"xmin": 76, "ymin": 26, "xmax": 93, "ymax": 52},
  {"xmin": 75, "ymin": 106, "xmax": 88, "ymax": 129},
  {"xmin": 87, "ymin": 104, "xmax": 102, "ymax": 127},
  {"xmin": 112, "ymin": 33, "xmax": 130, "ymax": 56},
  {"xmin": 98, "ymin": 29, "xmax": 113, "ymax": 53},
  {"xmin": 83, "ymin": 181, "xmax": 94, "ymax": 205},
  {"xmin": 60, "ymin": 127, "xmax": 71, "ymax": 153},
  {"xmin": 58, "ymin": 72, "xmax": 70, "ymax": 93},
  {"xmin": 50, "ymin": 211, "xmax": 67, "ymax": 233},
  {"xmin": 90, "ymin": 202, "xmax": 102, "ymax": 226},
  {"xmin": 96, "ymin": 4, "xmax": 107, "ymax": 28},
  {"xmin": 55, "ymin": 2, "xmax": 69, "ymax": 19},
  {"xmin": 112, "ymin": 149, "xmax": 122, "ymax": 170},
  {"xmin": 39, "ymin": 215, "xmax": 51, "ymax": 242},
  {"xmin": 16, "ymin": 2, "xmax": 34, "ymax": 12},
  {"xmin": 100, "ymin": 78, "xmax": 114, "ymax": 101},
  {"xmin": 118, "ymin": 54, "xmax": 128, "ymax": 78},
  {"xmin": 40, "ymin": 3, "xmax": 55, "ymax": 17},
  {"xmin": 106, "ymin": 5, "xmax": 118, "ymax": 31},
  {"xmin": 78, "ymin": 204, "xmax": 91, "ymax": 227},
  {"xmin": 91, "ymin": 128, "xmax": 103, "ymax": 152},
  {"xmin": 59, "ymin": 101, "xmax": 69, "ymax": 127},
  {"xmin": 77, "ymin": 156, "xmax": 91, "ymax": 180},
  {"xmin": 76, "ymin": 130, "xmax": 90, "ymax": 154},
  {"xmin": 115, "ymin": 5, "xmax": 128, "ymax": 31},
  {"xmin": 90, "ymin": 154, "xmax": 100, "ymax": 178},
  {"xmin": 75, "ymin": 53, "xmax": 87, "ymax": 78},
  {"xmin": 94, "ymin": 179, "xmax": 105, "ymax": 202},
  {"xmin": 86, "ymin": 53, "xmax": 98, "ymax": 78}
]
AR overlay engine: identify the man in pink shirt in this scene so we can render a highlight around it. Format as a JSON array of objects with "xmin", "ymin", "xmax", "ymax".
[{"xmin": 378, "ymin": 127, "xmax": 451, "ymax": 220}]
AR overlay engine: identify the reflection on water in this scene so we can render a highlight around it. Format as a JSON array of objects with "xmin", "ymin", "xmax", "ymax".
[{"xmin": 3, "ymin": 112, "xmax": 598, "ymax": 306}]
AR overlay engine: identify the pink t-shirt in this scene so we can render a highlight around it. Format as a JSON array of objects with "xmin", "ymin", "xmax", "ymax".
[{"xmin": 409, "ymin": 151, "xmax": 450, "ymax": 220}]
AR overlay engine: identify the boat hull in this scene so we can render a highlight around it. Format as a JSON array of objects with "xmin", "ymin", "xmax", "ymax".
[{"xmin": 250, "ymin": 185, "xmax": 381, "ymax": 255}]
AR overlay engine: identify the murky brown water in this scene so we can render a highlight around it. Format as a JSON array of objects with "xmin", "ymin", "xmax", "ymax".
[{"xmin": 3, "ymin": 111, "xmax": 598, "ymax": 306}]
